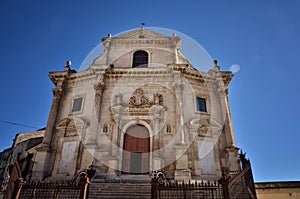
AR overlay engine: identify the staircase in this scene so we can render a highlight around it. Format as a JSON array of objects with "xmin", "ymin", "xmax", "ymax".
[{"xmin": 88, "ymin": 182, "xmax": 151, "ymax": 199}]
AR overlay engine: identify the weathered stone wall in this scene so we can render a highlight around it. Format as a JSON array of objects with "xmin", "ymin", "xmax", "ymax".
[
  {"xmin": 256, "ymin": 182, "xmax": 300, "ymax": 199},
  {"xmin": 32, "ymin": 28, "xmax": 238, "ymax": 182}
]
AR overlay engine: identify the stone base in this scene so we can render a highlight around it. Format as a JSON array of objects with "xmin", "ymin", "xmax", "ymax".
[
  {"xmin": 31, "ymin": 148, "xmax": 51, "ymax": 181},
  {"xmin": 174, "ymin": 169, "xmax": 191, "ymax": 181},
  {"xmin": 153, "ymin": 156, "xmax": 161, "ymax": 171},
  {"xmin": 106, "ymin": 159, "xmax": 118, "ymax": 179},
  {"xmin": 119, "ymin": 174, "xmax": 150, "ymax": 183}
]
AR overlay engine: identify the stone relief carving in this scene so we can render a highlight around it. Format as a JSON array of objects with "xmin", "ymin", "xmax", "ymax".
[
  {"xmin": 189, "ymin": 117, "xmax": 210, "ymax": 137},
  {"xmin": 128, "ymin": 88, "xmax": 164, "ymax": 107},
  {"xmin": 128, "ymin": 88, "xmax": 151, "ymax": 107}
]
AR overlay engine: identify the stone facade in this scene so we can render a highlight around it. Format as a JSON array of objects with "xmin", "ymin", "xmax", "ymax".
[
  {"xmin": 255, "ymin": 182, "xmax": 300, "ymax": 199},
  {"xmin": 31, "ymin": 28, "xmax": 240, "ymax": 182}
]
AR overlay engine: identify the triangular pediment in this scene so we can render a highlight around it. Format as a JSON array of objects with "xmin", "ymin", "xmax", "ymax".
[{"xmin": 114, "ymin": 28, "xmax": 170, "ymax": 40}]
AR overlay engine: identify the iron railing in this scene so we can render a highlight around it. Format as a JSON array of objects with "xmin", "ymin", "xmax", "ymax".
[
  {"xmin": 19, "ymin": 181, "xmax": 81, "ymax": 199},
  {"xmin": 157, "ymin": 180, "xmax": 224, "ymax": 199},
  {"xmin": 152, "ymin": 152, "xmax": 257, "ymax": 199},
  {"xmin": 3, "ymin": 162, "xmax": 94, "ymax": 199}
]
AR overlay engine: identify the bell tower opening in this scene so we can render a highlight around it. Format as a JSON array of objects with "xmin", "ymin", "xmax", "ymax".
[
  {"xmin": 132, "ymin": 50, "xmax": 148, "ymax": 68},
  {"xmin": 122, "ymin": 124, "xmax": 150, "ymax": 174}
]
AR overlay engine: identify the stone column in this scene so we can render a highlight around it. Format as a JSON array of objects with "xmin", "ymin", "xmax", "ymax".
[
  {"xmin": 173, "ymin": 81, "xmax": 185, "ymax": 145},
  {"xmin": 224, "ymin": 89, "xmax": 236, "ymax": 146},
  {"xmin": 111, "ymin": 97, "xmax": 123, "ymax": 150},
  {"xmin": 150, "ymin": 105, "xmax": 165, "ymax": 171},
  {"xmin": 94, "ymin": 82, "xmax": 104, "ymax": 122},
  {"xmin": 86, "ymin": 82, "xmax": 104, "ymax": 146},
  {"xmin": 215, "ymin": 70, "xmax": 240, "ymax": 172},
  {"xmin": 173, "ymin": 80, "xmax": 191, "ymax": 180},
  {"xmin": 106, "ymin": 119, "xmax": 120, "ymax": 179},
  {"xmin": 32, "ymin": 86, "xmax": 63, "ymax": 180},
  {"xmin": 172, "ymin": 33, "xmax": 179, "ymax": 64},
  {"xmin": 108, "ymin": 103, "xmax": 124, "ymax": 178},
  {"xmin": 216, "ymin": 74, "xmax": 236, "ymax": 145},
  {"xmin": 43, "ymin": 87, "xmax": 63, "ymax": 146}
]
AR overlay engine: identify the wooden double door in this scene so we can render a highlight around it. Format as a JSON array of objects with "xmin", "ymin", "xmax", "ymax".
[{"xmin": 122, "ymin": 125, "xmax": 150, "ymax": 174}]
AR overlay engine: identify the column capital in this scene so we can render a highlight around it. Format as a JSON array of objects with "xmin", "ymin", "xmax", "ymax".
[
  {"xmin": 36, "ymin": 143, "xmax": 52, "ymax": 152},
  {"xmin": 110, "ymin": 105, "xmax": 124, "ymax": 123},
  {"xmin": 52, "ymin": 87, "xmax": 63, "ymax": 98},
  {"xmin": 173, "ymin": 82, "xmax": 183, "ymax": 93},
  {"xmin": 94, "ymin": 82, "xmax": 105, "ymax": 94}
]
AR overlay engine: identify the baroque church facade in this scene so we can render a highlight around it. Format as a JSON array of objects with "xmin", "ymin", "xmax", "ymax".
[{"xmin": 31, "ymin": 28, "xmax": 240, "ymax": 182}]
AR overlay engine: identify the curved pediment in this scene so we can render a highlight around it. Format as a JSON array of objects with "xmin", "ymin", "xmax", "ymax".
[{"xmin": 56, "ymin": 117, "xmax": 88, "ymax": 137}]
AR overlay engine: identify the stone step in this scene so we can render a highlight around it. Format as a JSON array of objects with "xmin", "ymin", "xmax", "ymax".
[{"xmin": 88, "ymin": 182, "xmax": 151, "ymax": 199}]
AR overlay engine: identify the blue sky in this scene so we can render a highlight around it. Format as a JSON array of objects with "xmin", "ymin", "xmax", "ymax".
[{"xmin": 0, "ymin": 1, "xmax": 299, "ymax": 182}]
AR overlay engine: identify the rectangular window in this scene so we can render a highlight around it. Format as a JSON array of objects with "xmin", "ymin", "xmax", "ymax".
[
  {"xmin": 72, "ymin": 97, "xmax": 83, "ymax": 112},
  {"xmin": 196, "ymin": 97, "xmax": 207, "ymax": 112}
]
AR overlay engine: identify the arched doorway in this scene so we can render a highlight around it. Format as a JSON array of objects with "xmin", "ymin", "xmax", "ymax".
[{"xmin": 122, "ymin": 124, "xmax": 150, "ymax": 174}]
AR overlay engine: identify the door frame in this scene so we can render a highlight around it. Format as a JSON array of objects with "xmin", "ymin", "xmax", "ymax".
[{"xmin": 119, "ymin": 120, "xmax": 153, "ymax": 174}]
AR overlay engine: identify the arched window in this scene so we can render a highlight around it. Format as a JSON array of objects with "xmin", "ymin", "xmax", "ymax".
[{"xmin": 132, "ymin": 50, "xmax": 148, "ymax": 68}]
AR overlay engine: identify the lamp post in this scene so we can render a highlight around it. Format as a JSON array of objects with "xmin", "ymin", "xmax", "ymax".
[
  {"xmin": 86, "ymin": 163, "xmax": 96, "ymax": 199},
  {"xmin": 79, "ymin": 163, "xmax": 96, "ymax": 199}
]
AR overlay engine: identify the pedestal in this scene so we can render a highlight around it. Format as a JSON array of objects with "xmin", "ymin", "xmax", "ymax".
[
  {"xmin": 107, "ymin": 159, "xmax": 118, "ymax": 179},
  {"xmin": 31, "ymin": 145, "xmax": 51, "ymax": 180},
  {"xmin": 174, "ymin": 145, "xmax": 191, "ymax": 181},
  {"xmin": 153, "ymin": 156, "xmax": 161, "ymax": 171}
]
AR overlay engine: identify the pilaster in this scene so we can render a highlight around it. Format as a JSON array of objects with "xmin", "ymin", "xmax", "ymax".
[
  {"xmin": 150, "ymin": 104, "xmax": 165, "ymax": 171},
  {"xmin": 173, "ymin": 81, "xmax": 185, "ymax": 145},
  {"xmin": 94, "ymin": 81, "xmax": 105, "ymax": 123},
  {"xmin": 32, "ymin": 63, "xmax": 70, "ymax": 180},
  {"xmin": 108, "ymin": 102, "xmax": 124, "ymax": 177}
]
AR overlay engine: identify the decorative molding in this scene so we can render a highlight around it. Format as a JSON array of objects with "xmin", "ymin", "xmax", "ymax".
[
  {"xmin": 56, "ymin": 117, "xmax": 87, "ymax": 138},
  {"xmin": 128, "ymin": 88, "xmax": 152, "ymax": 107},
  {"xmin": 112, "ymin": 39, "xmax": 173, "ymax": 47}
]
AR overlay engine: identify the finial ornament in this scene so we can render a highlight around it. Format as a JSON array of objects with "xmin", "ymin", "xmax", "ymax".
[
  {"xmin": 64, "ymin": 60, "xmax": 71, "ymax": 72},
  {"xmin": 214, "ymin": 59, "xmax": 220, "ymax": 71},
  {"xmin": 141, "ymin": 22, "xmax": 145, "ymax": 29},
  {"xmin": 66, "ymin": 60, "xmax": 71, "ymax": 66},
  {"xmin": 214, "ymin": 60, "xmax": 218, "ymax": 66}
]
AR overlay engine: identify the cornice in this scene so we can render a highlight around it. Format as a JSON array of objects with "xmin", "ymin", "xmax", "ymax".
[
  {"xmin": 48, "ymin": 71, "xmax": 69, "ymax": 85},
  {"xmin": 48, "ymin": 64, "xmax": 233, "ymax": 90},
  {"xmin": 111, "ymin": 39, "xmax": 175, "ymax": 47}
]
